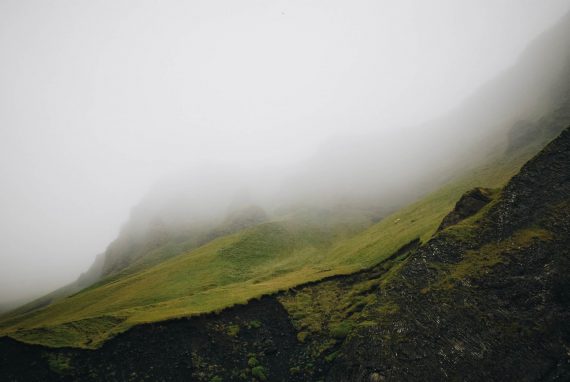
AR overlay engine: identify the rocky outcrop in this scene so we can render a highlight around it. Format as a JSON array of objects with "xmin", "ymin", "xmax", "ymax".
[{"xmin": 437, "ymin": 187, "xmax": 494, "ymax": 231}]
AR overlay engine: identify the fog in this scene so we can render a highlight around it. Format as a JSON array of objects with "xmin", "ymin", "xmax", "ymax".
[{"xmin": 1, "ymin": 0, "xmax": 570, "ymax": 306}]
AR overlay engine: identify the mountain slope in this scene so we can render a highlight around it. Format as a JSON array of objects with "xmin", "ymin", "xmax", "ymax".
[
  {"xmin": 0, "ymin": 124, "xmax": 567, "ymax": 382},
  {"xmin": 78, "ymin": 10, "xmax": 570, "ymax": 289},
  {"xmin": 1, "ymin": 10, "xmax": 569, "ymax": 353},
  {"xmin": 0, "ymin": 120, "xmax": 553, "ymax": 349},
  {"xmin": 2, "ymin": 92, "xmax": 569, "ymax": 348},
  {"xmin": 325, "ymin": 125, "xmax": 570, "ymax": 381}
]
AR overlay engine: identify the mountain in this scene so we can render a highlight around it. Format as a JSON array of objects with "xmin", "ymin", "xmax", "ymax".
[
  {"xmin": 18, "ymin": 8, "xmax": 568, "ymax": 318},
  {"xmin": 1, "ymin": 123, "xmax": 568, "ymax": 381},
  {"xmin": 0, "ymin": 130, "xmax": 543, "ymax": 349},
  {"xmin": 1, "ymin": 11, "xmax": 570, "ymax": 382},
  {"xmin": 63, "ymin": 10, "xmax": 570, "ymax": 295}
]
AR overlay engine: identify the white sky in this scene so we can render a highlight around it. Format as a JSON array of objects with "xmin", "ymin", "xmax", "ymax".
[{"xmin": 1, "ymin": 0, "xmax": 569, "ymax": 303}]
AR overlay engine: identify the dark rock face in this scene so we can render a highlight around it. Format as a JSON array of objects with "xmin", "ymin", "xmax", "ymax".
[
  {"xmin": 0, "ymin": 298, "xmax": 302, "ymax": 381},
  {"xmin": 437, "ymin": 187, "xmax": 493, "ymax": 231},
  {"xmin": 489, "ymin": 127, "xmax": 570, "ymax": 238},
  {"xmin": 327, "ymin": 127, "xmax": 570, "ymax": 381}
]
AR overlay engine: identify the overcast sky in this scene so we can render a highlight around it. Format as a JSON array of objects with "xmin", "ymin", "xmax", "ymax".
[{"xmin": 1, "ymin": 0, "xmax": 569, "ymax": 304}]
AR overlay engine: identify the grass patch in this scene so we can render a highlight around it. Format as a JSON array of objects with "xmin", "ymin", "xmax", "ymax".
[
  {"xmin": 247, "ymin": 320, "xmax": 261, "ymax": 329},
  {"xmin": 247, "ymin": 356, "xmax": 259, "ymax": 367},
  {"xmin": 251, "ymin": 366, "xmax": 268, "ymax": 381},
  {"xmin": 44, "ymin": 353, "xmax": 73, "ymax": 375},
  {"xmin": 227, "ymin": 324, "xmax": 240, "ymax": 337},
  {"xmin": 330, "ymin": 322, "xmax": 354, "ymax": 339},
  {"xmin": 324, "ymin": 350, "xmax": 341, "ymax": 363},
  {"xmin": 297, "ymin": 331, "xmax": 310, "ymax": 343}
]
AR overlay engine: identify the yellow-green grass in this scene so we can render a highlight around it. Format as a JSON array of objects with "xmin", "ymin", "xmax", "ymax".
[{"xmin": 0, "ymin": 143, "xmax": 540, "ymax": 348}]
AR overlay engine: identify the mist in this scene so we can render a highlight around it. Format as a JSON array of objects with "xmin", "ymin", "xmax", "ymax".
[{"xmin": 1, "ymin": 0, "xmax": 570, "ymax": 306}]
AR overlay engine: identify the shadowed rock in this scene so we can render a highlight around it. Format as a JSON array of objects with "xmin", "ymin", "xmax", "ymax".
[{"xmin": 437, "ymin": 187, "xmax": 493, "ymax": 231}]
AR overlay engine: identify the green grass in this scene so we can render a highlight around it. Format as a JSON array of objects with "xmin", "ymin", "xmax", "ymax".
[
  {"xmin": 226, "ymin": 324, "xmax": 240, "ymax": 337},
  {"xmin": 44, "ymin": 353, "xmax": 73, "ymax": 375},
  {"xmin": 251, "ymin": 365, "xmax": 268, "ymax": 381},
  {"xmin": 0, "ymin": 139, "xmax": 542, "ymax": 348},
  {"xmin": 330, "ymin": 321, "xmax": 353, "ymax": 339}
]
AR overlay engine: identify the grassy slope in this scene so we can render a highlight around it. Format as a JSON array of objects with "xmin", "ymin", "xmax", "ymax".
[{"xmin": 0, "ymin": 141, "xmax": 542, "ymax": 348}]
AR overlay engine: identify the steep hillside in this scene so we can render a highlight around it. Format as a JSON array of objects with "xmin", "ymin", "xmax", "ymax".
[
  {"xmin": 101, "ymin": 205, "xmax": 269, "ymax": 279},
  {"xmin": 71, "ymin": 10, "xmax": 570, "ymax": 291},
  {"xmin": 1, "ymin": 125, "xmax": 567, "ymax": 382},
  {"xmin": 0, "ymin": 115, "xmax": 555, "ymax": 349},
  {"xmin": 2, "ymin": 78, "xmax": 569, "ymax": 349},
  {"xmin": 1, "ymin": 8, "xmax": 569, "ymax": 359}
]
